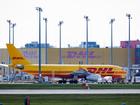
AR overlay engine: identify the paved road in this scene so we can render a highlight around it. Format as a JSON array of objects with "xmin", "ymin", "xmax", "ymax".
[{"xmin": 0, "ymin": 89, "xmax": 140, "ymax": 94}]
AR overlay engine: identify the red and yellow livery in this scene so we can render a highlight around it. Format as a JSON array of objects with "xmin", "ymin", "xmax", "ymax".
[{"xmin": 6, "ymin": 44, "xmax": 126, "ymax": 79}]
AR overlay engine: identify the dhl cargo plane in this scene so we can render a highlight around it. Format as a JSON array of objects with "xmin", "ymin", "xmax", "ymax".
[{"xmin": 6, "ymin": 44, "xmax": 127, "ymax": 82}]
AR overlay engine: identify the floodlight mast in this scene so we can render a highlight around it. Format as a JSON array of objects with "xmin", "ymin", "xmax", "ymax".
[
  {"xmin": 36, "ymin": 7, "xmax": 43, "ymax": 83},
  {"xmin": 7, "ymin": 20, "xmax": 11, "ymax": 44},
  {"xmin": 126, "ymin": 13, "xmax": 132, "ymax": 81},
  {"xmin": 58, "ymin": 21, "xmax": 63, "ymax": 64},
  {"xmin": 12, "ymin": 23, "xmax": 16, "ymax": 45},
  {"xmin": 43, "ymin": 17, "xmax": 48, "ymax": 64},
  {"xmin": 109, "ymin": 18, "xmax": 115, "ymax": 65},
  {"xmin": 84, "ymin": 16, "xmax": 89, "ymax": 64},
  {"xmin": 7, "ymin": 20, "xmax": 12, "ymax": 81}
]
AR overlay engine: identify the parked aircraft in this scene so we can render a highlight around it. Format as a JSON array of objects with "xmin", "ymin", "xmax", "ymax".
[{"xmin": 6, "ymin": 44, "xmax": 127, "ymax": 83}]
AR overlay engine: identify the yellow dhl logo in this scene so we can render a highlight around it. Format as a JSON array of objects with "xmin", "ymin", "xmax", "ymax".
[{"xmin": 87, "ymin": 67, "xmax": 114, "ymax": 73}]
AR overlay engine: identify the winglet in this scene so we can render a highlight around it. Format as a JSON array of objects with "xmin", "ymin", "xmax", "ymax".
[{"xmin": 6, "ymin": 44, "xmax": 31, "ymax": 66}]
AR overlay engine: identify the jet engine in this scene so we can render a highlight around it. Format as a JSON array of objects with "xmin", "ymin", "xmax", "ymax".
[
  {"xmin": 15, "ymin": 64, "xmax": 24, "ymax": 70},
  {"xmin": 86, "ymin": 73, "xmax": 102, "ymax": 82}
]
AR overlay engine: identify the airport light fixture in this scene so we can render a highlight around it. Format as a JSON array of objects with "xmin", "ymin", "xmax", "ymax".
[
  {"xmin": 43, "ymin": 17, "xmax": 48, "ymax": 64},
  {"xmin": 12, "ymin": 23, "xmax": 16, "ymax": 45},
  {"xmin": 126, "ymin": 13, "xmax": 132, "ymax": 81},
  {"xmin": 109, "ymin": 18, "xmax": 115, "ymax": 65},
  {"xmin": 7, "ymin": 20, "xmax": 11, "ymax": 44},
  {"xmin": 84, "ymin": 16, "xmax": 89, "ymax": 64},
  {"xmin": 7, "ymin": 19, "xmax": 12, "ymax": 81},
  {"xmin": 58, "ymin": 21, "xmax": 63, "ymax": 64},
  {"xmin": 11, "ymin": 23, "xmax": 16, "ymax": 79},
  {"xmin": 36, "ymin": 7, "xmax": 43, "ymax": 83}
]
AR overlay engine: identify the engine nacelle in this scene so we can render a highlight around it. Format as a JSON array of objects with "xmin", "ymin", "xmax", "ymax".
[
  {"xmin": 15, "ymin": 64, "xmax": 24, "ymax": 70},
  {"xmin": 86, "ymin": 73, "xmax": 102, "ymax": 82}
]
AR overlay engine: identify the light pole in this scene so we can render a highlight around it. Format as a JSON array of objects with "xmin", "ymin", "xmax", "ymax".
[
  {"xmin": 43, "ymin": 18, "xmax": 48, "ymax": 64},
  {"xmin": 109, "ymin": 18, "xmax": 115, "ymax": 65},
  {"xmin": 12, "ymin": 23, "xmax": 16, "ymax": 45},
  {"xmin": 7, "ymin": 20, "xmax": 11, "ymax": 81},
  {"xmin": 126, "ymin": 14, "xmax": 132, "ymax": 81},
  {"xmin": 84, "ymin": 16, "xmax": 89, "ymax": 64},
  {"xmin": 11, "ymin": 23, "xmax": 16, "ymax": 81},
  {"xmin": 58, "ymin": 21, "xmax": 63, "ymax": 64},
  {"xmin": 7, "ymin": 20, "xmax": 11, "ymax": 44},
  {"xmin": 36, "ymin": 7, "xmax": 43, "ymax": 82}
]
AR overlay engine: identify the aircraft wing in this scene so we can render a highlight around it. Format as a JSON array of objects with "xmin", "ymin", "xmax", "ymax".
[
  {"xmin": 71, "ymin": 68, "xmax": 102, "ymax": 82},
  {"xmin": 71, "ymin": 69, "xmax": 90, "ymax": 76},
  {"xmin": 0, "ymin": 64, "xmax": 9, "ymax": 68}
]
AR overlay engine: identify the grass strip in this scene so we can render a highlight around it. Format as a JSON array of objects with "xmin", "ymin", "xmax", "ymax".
[
  {"xmin": 0, "ymin": 94, "xmax": 140, "ymax": 105},
  {"xmin": 0, "ymin": 84, "xmax": 140, "ymax": 89}
]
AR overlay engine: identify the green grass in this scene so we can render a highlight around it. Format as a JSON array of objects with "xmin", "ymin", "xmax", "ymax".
[
  {"xmin": 0, "ymin": 94, "xmax": 140, "ymax": 105},
  {"xmin": 0, "ymin": 83, "xmax": 140, "ymax": 89}
]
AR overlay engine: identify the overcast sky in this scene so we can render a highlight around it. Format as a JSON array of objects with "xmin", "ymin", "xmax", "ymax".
[{"xmin": 0, "ymin": 0, "xmax": 140, "ymax": 48}]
